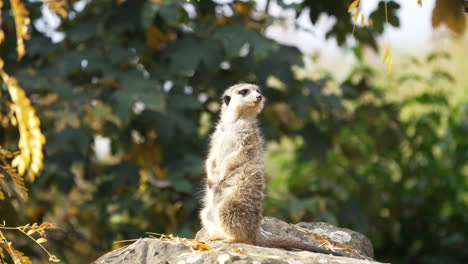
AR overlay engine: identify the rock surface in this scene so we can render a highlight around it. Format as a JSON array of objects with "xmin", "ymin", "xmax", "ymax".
[{"xmin": 92, "ymin": 217, "xmax": 386, "ymax": 264}]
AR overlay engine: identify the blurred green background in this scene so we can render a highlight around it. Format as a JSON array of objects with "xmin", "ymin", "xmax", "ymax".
[{"xmin": 0, "ymin": 0, "xmax": 467, "ymax": 263}]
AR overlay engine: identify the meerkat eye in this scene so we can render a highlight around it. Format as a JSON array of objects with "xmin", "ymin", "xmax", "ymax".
[
  {"xmin": 238, "ymin": 89, "xmax": 249, "ymax": 96},
  {"xmin": 256, "ymin": 89, "xmax": 260, "ymax": 94},
  {"xmin": 223, "ymin": 95, "xmax": 231, "ymax": 105}
]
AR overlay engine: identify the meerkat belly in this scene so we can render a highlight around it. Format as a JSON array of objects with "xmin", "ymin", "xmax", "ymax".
[
  {"xmin": 216, "ymin": 132, "xmax": 238, "ymax": 161},
  {"xmin": 202, "ymin": 186, "xmax": 236, "ymax": 239}
]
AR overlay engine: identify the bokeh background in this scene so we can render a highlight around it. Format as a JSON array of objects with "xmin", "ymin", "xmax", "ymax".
[{"xmin": 0, "ymin": 0, "xmax": 467, "ymax": 263}]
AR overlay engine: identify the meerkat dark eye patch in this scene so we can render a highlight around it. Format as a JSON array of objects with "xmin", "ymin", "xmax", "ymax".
[
  {"xmin": 256, "ymin": 89, "xmax": 261, "ymax": 94},
  {"xmin": 238, "ymin": 89, "xmax": 249, "ymax": 96},
  {"xmin": 223, "ymin": 95, "xmax": 231, "ymax": 105}
]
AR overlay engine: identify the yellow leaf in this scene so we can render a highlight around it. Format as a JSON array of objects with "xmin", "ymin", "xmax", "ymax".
[
  {"xmin": 26, "ymin": 229, "xmax": 35, "ymax": 236},
  {"xmin": 36, "ymin": 238, "xmax": 47, "ymax": 244},
  {"xmin": 40, "ymin": 222, "xmax": 50, "ymax": 228},
  {"xmin": 1, "ymin": 68, "xmax": 45, "ymax": 183},
  {"xmin": 138, "ymin": 170, "xmax": 147, "ymax": 193},
  {"xmin": 233, "ymin": 2, "xmax": 253, "ymax": 16},
  {"xmin": 43, "ymin": 0, "xmax": 68, "ymax": 18},
  {"xmin": 49, "ymin": 255, "xmax": 61, "ymax": 262},
  {"xmin": 352, "ymin": 8, "xmax": 360, "ymax": 20},
  {"xmin": 348, "ymin": 0, "xmax": 360, "ymax": 13},
  {"xmin": 417, "ymin": 0, "xmax": 422, "ymax": 8},
  {"xmin": 10, "ymin": 248, "xmax": 32, "ymax": 264},
  {"xmin": 10, "ymin": 0, "xmax": 31, "ymax": 59},
  {"xmin": 11, "ymin": 156, "xmax": 26, "ymax": 176},
  {"xmin": 387, "ymin": 57, "xmax": 393, "ymax": 74},
  {"xmin": 0, "ymin": 1, "xmax": 3, "ymax": 45},
  {"xmin": 367, "ymin": 18, "xmax": 373, "ymax": 25},
  {"xmin": 145, "ymin": 25, "xmax": 176, "ymax": 51},
  {"xmin": 431, "ymin": 0, "xmax": 466, "ymax": 35},
  {"xmin": 360, "ymin": 14, "xmax": 365, "ymax": 27},
  {"xmin": 190, "ymin": 241, "xmax": 211, "ymax": 251},
  {"xmin": 382, "ymin": 47, "xmax": 391, "ymax": 63},
  {"xmin": 216, "ymin": 16, "xmax": 229, "ymax": 25}
]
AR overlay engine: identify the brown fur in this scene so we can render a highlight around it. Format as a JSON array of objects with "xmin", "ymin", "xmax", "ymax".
[{"xmin": 200, "ymin": 83, "xmax": 342, "ymax": 256}]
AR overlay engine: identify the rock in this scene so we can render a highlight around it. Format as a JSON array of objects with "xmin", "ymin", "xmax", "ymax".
[
  {"xmin": 294, "ymin": 221, "xmax": 374, "ymax": 258},
  {"xmin": 92, "ymin": 217, "xmax": 386, "ymax": 264}
]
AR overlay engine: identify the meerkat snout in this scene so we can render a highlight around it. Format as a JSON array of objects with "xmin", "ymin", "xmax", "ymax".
[{"xmin": 256, "ymin": 95, "xmax": 262, "ymax": 102}]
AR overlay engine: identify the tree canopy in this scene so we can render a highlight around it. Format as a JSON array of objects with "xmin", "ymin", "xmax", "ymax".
[{"xmin": 0, "ymin": 0, "xmax": 467, "ymax": 263}]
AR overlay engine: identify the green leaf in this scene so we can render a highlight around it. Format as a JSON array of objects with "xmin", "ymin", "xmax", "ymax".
[
  {"xmin": 141, "ymin": 1, "xmax": 161, "ymax": 30},
  {"xmin": 68, "ymin": 23, "xmax": 98, "ymax": 43},
  {"xmin": 169, "ymin": 94, "xmax": 200, "ymax": 111},
  {"xmin": 139, "ymin": 93, "xmax": 165, "ymax": 112},
  {"xmin": 369, "ymin": 1, "xmax": 401, "ymax": 33},
  {"xmin": 166, "ymin": 37, "xmax": 204, "ymax": 75}
]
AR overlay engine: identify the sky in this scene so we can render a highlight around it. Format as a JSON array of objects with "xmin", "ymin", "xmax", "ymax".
[
  {"xmin": 256, "ymin": 0, "xmax": 440, "ymax": 78},
  {"xmin": 262, "ymin": 0, "xmax": 436, "ymax": 53}
]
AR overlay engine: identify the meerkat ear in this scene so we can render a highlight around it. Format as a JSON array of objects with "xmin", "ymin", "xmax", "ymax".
[{"xmin": 223, "ymin": 95, "xmax": 231, "ymax": 106}]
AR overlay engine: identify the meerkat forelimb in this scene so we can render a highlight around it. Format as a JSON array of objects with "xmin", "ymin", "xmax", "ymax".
[{"xmin": 200, "ymin": 83, "xmax": 342, "ymax": 256}]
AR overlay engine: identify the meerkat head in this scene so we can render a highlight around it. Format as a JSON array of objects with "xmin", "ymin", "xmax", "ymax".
[{"xmin": 221, "ymin": 83, "xmax": 264, "ymax": 118}]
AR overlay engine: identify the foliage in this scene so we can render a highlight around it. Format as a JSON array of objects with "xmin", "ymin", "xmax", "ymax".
[
  {"xmin": 0, "ymin": 222, "xmax": 60, "ymax": 263},
  {"xmin": 265, "ymin": 54, "xmax": 468, "ymax": 263},
  {"xmin": 0, "ymin": 67, "xmax": 45, "ymax": 183},
  {"xmin": 0, "ymin": 0, "xmax": 466, "ymax": 263},
  {"xmin": 432, "ymin": 0, "xmax": 466, "ymax": 35},
  {"xmin": 0, "ymin": 147, "xmax": 27, "ymax": 200}
]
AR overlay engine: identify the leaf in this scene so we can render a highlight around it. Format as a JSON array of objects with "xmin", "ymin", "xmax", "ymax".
[
  {"xmin": 145, "ymin": 25, "xmax": 176, "ymax": 51},
  {"xmin": 0, "ymin": 147, "xmax": 27, "ymax": 199},
  {"xmin": 36, "ymin": 238, "xmax": 47, "ymax": 244},
  {"xmin": 168, "ymin": 95, "xmax": 200, "ymax": 111},
  {"xmin": 405, "ymin": 93, "xmax": 448, "ymax": 106},
  {"xmin": 369, "ymin": 1, "xmax": 401, "ymax": 33},
  {"xmin": 387, "ymin": 56, "xmax": 393, "ymax": 74},
  {"xmin": 348, "ymin": 0, "xmax": 360, "ymax": 13},
  {"xmin": 10, "ymin": 0, "xmax": 31, "ymax": 59},
  {"xmin": 68, "ymin": 23, "xmax": 98, "ymax": 44},
  {"xmin": 158, "ymin": 1, "xmax": 179, "ymax": 25},
  {"xmin": 233, "ymin": 1, "xmax": 253, "ymax": 16},
  {"xmin": 141, "ymin": 1, "xmax": 161, "ymax": 30},
  {"xmin": 190, "ymin": 241, "xmax": 211, "ymax": 251},
  {"xmin": 214, "ymin": 25, "xmax": 275, "ymax": 60},
  {"xmin": 165, "ymin": 36, "xmax": 204, "ymax": 74},
  {"xmin": 0, "ymin": 1, "xmax": 4, "ymax": 45},
  {"xmin": 10, "ymin": 248, "xmax": 32, "ymax": 264},
  {"xmin": 352, "ymin": 8, "xmax": 360, "ymax": 20},
  {"xmin": 83, "ymin": 101, "xmax": 122, "ymax": 130},
  {"xmin": 432, "ymin": 0, "xmax": 466, "ymax": 35},
  {"xmin": 48, "ymin": 255, "xmax": 60, "ymax": 262},
  {"xmin": 200, "ymin": 39, "xmax": 223, "ymax": 69},
  {"xmin": 382, "ymin": 46, "xmax": 391, "ymax": 63},
  {"xmin": 43, "ymin": 0, "xmax": 68, "ymax": 18}
]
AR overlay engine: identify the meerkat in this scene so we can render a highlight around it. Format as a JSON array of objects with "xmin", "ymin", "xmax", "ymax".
[{"xmin": 200, "ymin": 83, "xmax": 343, "ymax": 256}]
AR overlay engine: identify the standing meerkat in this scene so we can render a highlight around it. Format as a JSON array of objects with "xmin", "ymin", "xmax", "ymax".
[{"xmin": 200, "ymin": 83, "xmax": 342, "ymax": 256}]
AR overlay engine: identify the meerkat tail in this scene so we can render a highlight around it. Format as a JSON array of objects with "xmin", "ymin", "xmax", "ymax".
[{"xmin": 256, "ymin": 235, "xmax": 343, "ymax": 257}]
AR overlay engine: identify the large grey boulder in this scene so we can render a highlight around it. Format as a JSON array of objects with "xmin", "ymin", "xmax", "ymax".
[{"xmin": 92, "ymin": 217, "xmax": 386, "ymax": 264}]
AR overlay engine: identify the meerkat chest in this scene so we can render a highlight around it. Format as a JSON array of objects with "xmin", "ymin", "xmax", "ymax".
[{"xmin": 216, "ymin": 130, "xmax": 239, "ymax": 160}]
